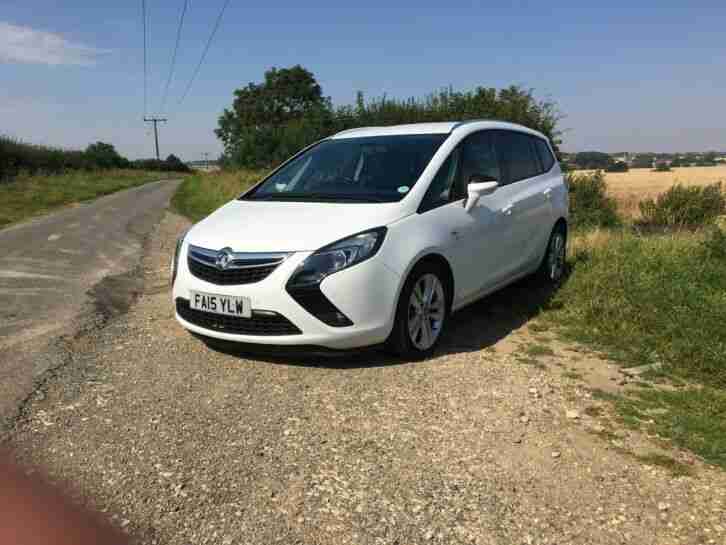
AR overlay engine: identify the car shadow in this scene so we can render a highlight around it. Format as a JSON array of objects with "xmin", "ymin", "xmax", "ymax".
[{"xmin": 197, "ymin": 272, "xmax": 569, "ymax": 370}]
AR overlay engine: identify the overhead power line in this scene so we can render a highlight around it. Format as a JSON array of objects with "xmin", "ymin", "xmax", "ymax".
[
  {"xmin": 142, "ymin": 0, "xmax": 148, "ymax": 116},
  {"xmin": 176, "ymin": 0, "xmax": 232, "ymax": 107},
  {"xmin": 159, "ymin": 0, "xmax": 189, "ymax": 113}
]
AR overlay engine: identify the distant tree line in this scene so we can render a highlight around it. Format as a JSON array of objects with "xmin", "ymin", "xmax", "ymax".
[
  {"xmin": 0, "ymin": 136, "xmax": 189, "ymax": 181},
  {"xmin": 565, "ymin": 150, "xmax": 722, "ymax": 172},
  {"xmin": 216, "ymin": 65, "xmax": 562, "ymax": 169}
]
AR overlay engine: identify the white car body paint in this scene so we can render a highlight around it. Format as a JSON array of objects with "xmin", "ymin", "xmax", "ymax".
[{"xmin": 173, "ymin": 121, "xmax": 568, "ymax": 350}]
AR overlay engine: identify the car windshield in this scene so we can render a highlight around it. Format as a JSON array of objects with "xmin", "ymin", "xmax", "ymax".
[{"xmin": 242, "ymin": 134, "xmax": 448, "ymax": 203}]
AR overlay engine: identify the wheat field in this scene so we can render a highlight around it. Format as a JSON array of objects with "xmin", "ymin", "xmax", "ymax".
[{"xmin": 591, "ymin": 165, "xmax": 726, "ymax": 217}]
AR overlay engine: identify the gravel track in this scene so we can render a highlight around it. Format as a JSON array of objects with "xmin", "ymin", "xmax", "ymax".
[{"xmin": 7, "ymin": 212, "xmax": 725, "ymax": 545}]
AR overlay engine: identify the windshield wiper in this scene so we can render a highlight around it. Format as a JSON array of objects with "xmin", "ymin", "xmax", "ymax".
[{"xmin": 252, "ymin": 193, "xmax": 388, "ymax": 203}]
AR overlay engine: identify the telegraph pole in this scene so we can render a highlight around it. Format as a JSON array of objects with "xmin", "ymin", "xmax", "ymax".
[{"xmin": 144, "ymin": 117, "xmax": 167, "ymax": 160}]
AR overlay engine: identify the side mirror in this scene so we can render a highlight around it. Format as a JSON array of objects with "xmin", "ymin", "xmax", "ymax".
[{"xmin": 464, "ymin": 175, "xmax": 498, "ymax": 212}]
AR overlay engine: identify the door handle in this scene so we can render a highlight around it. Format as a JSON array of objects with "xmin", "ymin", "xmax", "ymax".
[
  {"xmin": 501, "ymin": 204, "xmax": 514, "ymax": 216},
  {"xmin": 543, "ymin": 188, "xmax": 552, "ymax": 200}
]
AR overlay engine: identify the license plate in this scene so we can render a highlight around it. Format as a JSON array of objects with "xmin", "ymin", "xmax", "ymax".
[{"xmin": 189, "ymin": 291, "xmax": 251, "ymax": 318}]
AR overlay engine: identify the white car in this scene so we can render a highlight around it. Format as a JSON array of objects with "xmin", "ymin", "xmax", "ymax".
[{"xmin": 172, "ymin": 120, "xmax": 568, "ymax": 359}]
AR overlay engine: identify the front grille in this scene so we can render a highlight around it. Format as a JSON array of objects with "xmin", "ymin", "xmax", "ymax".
[
  {"xmin": 186, "ymin": 245, "xmax": 290, "ymax": 286},
  {"xmin": 176, "ymin": 299, "xmax": 302, "ymax": 336},
  {"xmin": 187, "ymin": 258, "xmax": 278, "ymax": 285}
]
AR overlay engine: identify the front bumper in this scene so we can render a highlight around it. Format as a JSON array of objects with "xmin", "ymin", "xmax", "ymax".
[{"xmin": 172, "ymin": 245, "xmax": 401, "ymax": 350}]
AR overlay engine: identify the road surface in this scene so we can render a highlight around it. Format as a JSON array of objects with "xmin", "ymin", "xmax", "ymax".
[{"xmin": 0, "ymin": 179, "xmax": 180, "ymax": 428}]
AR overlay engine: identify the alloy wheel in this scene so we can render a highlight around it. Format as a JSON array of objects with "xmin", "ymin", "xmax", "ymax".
[
  {"xmin": 407, "ymin": 273, "xmax": 445, "ymax": 350},
  {"xmin": 548, "ymin": 231, "xmax": 566, "ymax": 281}
]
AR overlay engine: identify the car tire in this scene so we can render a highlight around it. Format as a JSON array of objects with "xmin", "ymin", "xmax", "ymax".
[
  {"xmin": 536, "ymin": 223, "xmax": 567, "ymax": 284},
  {"xmin": 386, "ymin": 261, "xmax": 450, "ymax": 360}
]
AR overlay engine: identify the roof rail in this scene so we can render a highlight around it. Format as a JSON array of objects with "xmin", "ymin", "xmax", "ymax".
[
  {"xmin": 333, "ymin": 126, "xmax": 381, "ymax": 136},
  {"xmin": 450, "ymin": 119, "xmax": 506, "ymax": 131}
]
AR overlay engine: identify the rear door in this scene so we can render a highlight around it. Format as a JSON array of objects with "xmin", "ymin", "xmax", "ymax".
[{"xmin": 493, "ymin": 130, "xmax": 552, "ymax": 275}]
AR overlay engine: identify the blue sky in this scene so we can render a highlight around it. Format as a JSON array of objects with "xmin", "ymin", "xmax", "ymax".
[{"xmin": 1, "ymin": 1, "xmax": 725, "ymax": 160}]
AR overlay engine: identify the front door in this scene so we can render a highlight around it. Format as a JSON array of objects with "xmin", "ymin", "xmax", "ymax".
[{"xmin": 418, "ymin": 132, "xmax": 514, "ymax": 305}]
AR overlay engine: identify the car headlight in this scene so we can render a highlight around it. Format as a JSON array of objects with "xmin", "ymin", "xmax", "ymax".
[
  {"xmin": 287, "ymin": 227, "xmax": 387, "ymax": 289},
  {"xmin": 171, "ymin": 227, "xmax": 190, "ymax": 286}
]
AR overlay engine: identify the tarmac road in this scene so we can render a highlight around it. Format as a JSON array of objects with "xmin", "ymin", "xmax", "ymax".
[{"xmin": 0, "ymin": 179, "xmax": 180, "ymax": 429}]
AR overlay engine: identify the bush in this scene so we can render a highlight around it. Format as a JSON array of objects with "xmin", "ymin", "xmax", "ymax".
[
  {"xmin": 132, "ymin": 157, "xmax": 190, "ymax": 173},
  {"xmin": 1, "ymin": 136, "xmax": 189, "ymax": 181},
  {"xmin": 606, "ymin": 161, "xmax": 628, "ymax": 172},
  {"xmin": 653, "ymin": 163, "xmax": 671, "ymax": 172},
  {"xmin": 566, "ymin": 171, "xmax": 620, "ymax": 229},
  {"xmin": 638, "ymin": 183, "xmax": 725, "ymax": 229},
  {"xmin": 574, "ymin": 151, "xmax": 612, "ymax": 170},
  {"xmin": 1, "ymin": 135, "xmax": 88, "ymax": 180}
]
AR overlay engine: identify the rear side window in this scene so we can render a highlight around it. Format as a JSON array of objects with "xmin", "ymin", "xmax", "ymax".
[
  {"xmin": 495, "ymin": 131, "xmax": 540, "ymax": 184},
  {"xmin": 533, "ymin": 137, "xmax": 555, "ymax": 173}
]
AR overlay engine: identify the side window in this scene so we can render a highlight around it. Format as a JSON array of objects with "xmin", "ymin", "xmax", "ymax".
[
  {"xmin": 495, "ymin": 131, "xmax": 540, "ymax": 184},
  {"xmin": 459, "ymin": 131, "xmax": 500, "ymax": 187},
  {"xmin": 419, "ymin": 147, "xmax": 461, "ymax": 212},
  {"xmin": 533, "ymin": 137, "xmax": 555, "ymax": 173}
]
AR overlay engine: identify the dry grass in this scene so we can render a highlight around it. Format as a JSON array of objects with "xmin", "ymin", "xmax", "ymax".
[
  {"xmin": 582, "ymin": 165, "xmax": 726, "ymax": 218},
  {"xmin": 171, "ymin": 169, "xmax": 266, "ymax": 222}
]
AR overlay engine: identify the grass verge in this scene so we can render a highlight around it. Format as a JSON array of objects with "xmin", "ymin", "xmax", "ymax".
[
  {"xmin": 171, "ymin": 170, "xmax": 264, "ymax": 222},
  {"xmin": 544, "ymin": 229, "xmax": 726, "ymax": 468},
  {"xmin": 0, "ymin": 169, "xmax": 179, "ymax": 229}
]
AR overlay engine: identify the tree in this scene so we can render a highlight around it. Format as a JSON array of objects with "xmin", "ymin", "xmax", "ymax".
[
  {"xmin": 606, "ymin": 161, "xmax": 629, "ymax": 172},
  {"xmin": 216, "ymin": 65, "xmax": 329, "ymax": 153},
  {"xmin": 696, "ymin": 152, "xmax": 718, "ymax": 166},
  {"xmin": 164, "ymin": 154, "xmax": 189, "ymax": 172},
  {"xmin": 574, "ymin": 152, "xmax": 612, "ymax": 170},
  {"xmin": 85, "ymin": 142, "xmax": 126, "ymax": 169},
  {"xmin": 216, "ymin": 66, "xmax": 562, "ymax": 169},
  {"xmin": 632, "ymin": 154, "xmax": 656, "ymax": 169}
]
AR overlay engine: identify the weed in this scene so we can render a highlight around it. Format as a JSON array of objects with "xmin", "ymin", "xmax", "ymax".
[
  {"xmin": 701, "ymin": 224, "xmax": 726, "ymax": 259},
  {"xmin": 528, "ymin": 322, "xmax": 549, "ymax": 333},
  {"xmin": 517, "ymin": 356, "xmax": 546, "ymax": 370},
  {"xmin": 587, "ymin": 427, "xmax": 619, "ymax": 442},
  {"xmin": 583, "ymin": 405, "xmax": 602, "ymax": 417},
  {"xmin": 635, "ymin": 453, "xmax": 693, "ymax": 477},
  {"xmin": 524, "ymin": 344, "xmax": 555, "ymax": 357}
]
